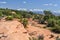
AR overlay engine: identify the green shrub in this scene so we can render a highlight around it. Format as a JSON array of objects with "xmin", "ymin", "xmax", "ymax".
[
  {"xmin": 0, "ymin": 12, "xmax": 3, "ymax": 20},
  {"xmin": 22, "ymin": 18, "xmax": 28, "ymax": 28},
  {"xmin": 47, "ymin": 20, "xmax": 55, "ymax": 27},
  {"xmin": 51, "ymin": 26, "xmax": 60, "ymax": 33},
  {"xmin": 0, "ymin": 12, "xmax": 3, "ymax": 17},
  {"xmin": 47, "ymin": 19, "xmax": 60, "ymax": 33},
  {"xmin": 38, "ymin": 20, "xmax": 45, "ymax": 24},
  {"xmin": 13, "ymin": 14, "xmax": 22, "ymax": 19},
  {"xmin": 5, "ymin": 16, "xmax": 13, "ymax": 20}
]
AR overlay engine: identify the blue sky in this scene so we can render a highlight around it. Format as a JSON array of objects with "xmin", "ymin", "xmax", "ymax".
[{"xmin": 0, "ymin": 0, "xmax": 60, "ymax": 12}]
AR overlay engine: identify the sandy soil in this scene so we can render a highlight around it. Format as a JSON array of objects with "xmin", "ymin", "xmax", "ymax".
[
  {"xmin": 0, "ymin": 20, "xmax": 29, "ymax": 40},
  {"xmin": 0, "ymin": 19, "xmax": 59, "ymax": 40},
  {"xmin": 26, "ymin": 20, "xmax": 58, "ymax": 40}
]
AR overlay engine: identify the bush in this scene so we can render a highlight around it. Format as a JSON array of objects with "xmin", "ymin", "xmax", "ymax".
[
  {"xmin": 47, "ymin": 19, "xmax": 60, "ymax": 33},
  {"xmin": 38, "ymin": 20, "xmax": 45, "ymax": 24},
  {"xmin": 47, "ymin": 19, "xmax": 56, "ymax": 27},
  {"xmin": 13, "ymin": 14, "xmax": 23, "ymax": 19},
  {"xmin": 24, "ymin": 14, "xmax": 32, "ymax": 18},
  {"xmin": 0, "ymin": 12, "xmax": 3, "ymax": 20},
  {"xmin": 0, "ymin": 12, "xmax": 3, "ymax": 17},
  {"xmin": 47, "ymin": 20, "xmax": 55, "ymax": 27},
  {"xmin": 5, "ymin": 16, "xmax": 13, "ymax": 20},
  {"xmin": 22, "ymin": 18, "xmax": 28, "ymax": 28},
  {"xmin": 43, "ymin": 16, "xmax": 49, "ymax": 21},
  {"xmin": 51, "ymin": 26, "xmax": 60, "ymax": 33}
]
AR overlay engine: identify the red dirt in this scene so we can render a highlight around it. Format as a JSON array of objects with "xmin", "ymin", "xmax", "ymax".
[{"xmin": 0, "ymin": 20, "xmax": 59, "ymax": 40}]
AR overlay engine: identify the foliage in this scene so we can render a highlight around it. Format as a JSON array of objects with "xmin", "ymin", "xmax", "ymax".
[
  {"xmin": 22, "ymin": 18, "xmax": 28, "ymax": 28},
  {"xmin": 0, "ymin": 12, "xmax": 3, "ymax": 17},
  {"xmin": 5, "ymin": 16, "xmax": 13, "ymax": 20},
  {"xmin": 38, "ymin": 20, "xmax": 45, "ymax": 24},
  {"xmin": 47, "ymin": 19, "xmax": 55, "ymax": 27},
  {"xmin": 43, "ymin": 10, "xmax": 60, "ymax": 33}
]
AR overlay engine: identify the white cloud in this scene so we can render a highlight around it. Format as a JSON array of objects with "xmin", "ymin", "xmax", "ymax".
[
  {"xmin": 43, "ymin": 4, "xmax": 49, "ymax": 6},
  {"xmin": 0, "ymin": 2, "xmax": 7, "ymax": 4},
  {"xmin": 23, "ymin": 1, "xmax": 32, "ymax": 4},
  {"xmin": 17, "ymin": 8, "xmax": 43, "ymax": 11},
  {"xmin": 29, "ymin": 9, "xmax": 33, "ymax": 11},
  {"xmin": 33, "ymin": 9, "xmax": 43, "ymax": 11},
  {"xmin": 29, "ymin": 9, "xmax": 43, "ymax": 11},
  {"xmin": 23, "ymin": 1, "xmax": 27, "ymax": 4},
  {"xmin": 17, "ymin": 8, "xmax": 27, "ymax": 11},
  {"xmin": 53, "ymin": 10, "xmax": 60, "ymax": 13},
  {"xmin": 43, "ymin": 3, "xmax": 58, "ymax": 7},
  {"xmin": 53, "ymin": 11, "xmax": 57, "ymax": 13}
]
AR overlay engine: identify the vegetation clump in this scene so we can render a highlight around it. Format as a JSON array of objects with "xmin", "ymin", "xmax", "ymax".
[
  {"xmin": 5, "ymin": 16, "xmax": 13, "ymax": 20},
  {"xmin": 22, "ymin": 18, "xmax": 28, "ymax": 28}
]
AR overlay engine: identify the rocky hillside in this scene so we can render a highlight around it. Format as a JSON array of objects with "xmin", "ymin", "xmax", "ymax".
[
  {"xmin": 0, "ymin": 8, "xmax": 60, "ymax": 40},
  {"xmin": 0, "ymin": 19, "xmax": 59, "ymax": 40}
]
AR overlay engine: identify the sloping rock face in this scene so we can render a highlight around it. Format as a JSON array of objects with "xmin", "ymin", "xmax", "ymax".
[{"xmin": 0, "ymin": 21, "xmax": 29, "ymax": 40}]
